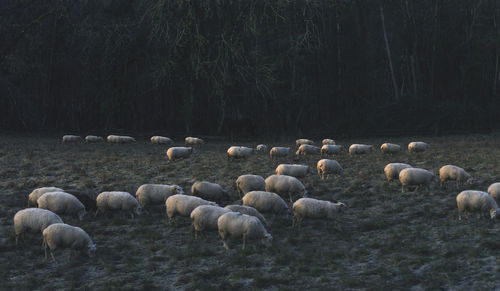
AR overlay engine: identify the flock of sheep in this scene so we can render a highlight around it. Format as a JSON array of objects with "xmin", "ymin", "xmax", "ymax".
[{"xmin": 12, "ymin": 135, "xmax": 500, "ymax": 262}]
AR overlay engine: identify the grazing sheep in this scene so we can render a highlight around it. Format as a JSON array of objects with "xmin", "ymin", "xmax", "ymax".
[
  {"xmin": 269, "ymin": 147, "xmax": 292, "ymax": 160},
  {"xmin": 296, "ymin": 139, "xmax": 314, "ymax": 148},
  {"xmin": 322, "ymin": 139, "xmax": 336, "ymax": 145},
  {"xmin": 42, "ymin": 223, "xmax": 96, "ymax": 262},
  {"xmin": 235, "ymin": 175, "xmax": 266, "ymax": 198},
  {"xmin": 384, "ymin": 163, "xmax": 413, "ymax": 181},
  {"xmin": 242, "ymin": 191, "xmax": 290, "ymax": 216},
  {"xmin": 488, "ymin": 183, "xmax": 500, "ymax": 203},
  {"xmin": 151, "ymin": 136, "xmax": 173, "ymax": 145},
  {"xmin": 349, "ymin": 144, "xmax": 374, "ymax": 155},
  {"xmin": 296, "ymin": 144, "xmax": 321, "ymax": 156},
  {"xmin": 456, "ymin": 190, "xmax": 500, "ymax": 220},
  {"xmin": 255, "ymin": 144, "xmax": 268, "ymax": 154},
  {"xmin": 165, "ymin": 194, "xmax": 217, "ymax": 223},
  {"xmin": 13, "ymin": 208, "xmax": 63, "ymax": 245},
  {"xmin": 166, "ymin": 147, "xmax": 193, "ymax": 162},
  {"xmin": 63, "ymin": 189, "xmax": 97, "ymax": 212},
  {"xmin": 227, "ymin": 146, "xmax": 255, "ymax": 160},
  {"xmin": 95, "ymin": 191, "xmax": 142, "ymax": 218},
  {"xmin": 380, "ymin": 143, "xmax": 401, "ymax": 154},
  {"xmin": 317, "ymin": 159, "xmax": 344, "ymax": 180},
  {"xmin": 321, "ymin": 145, "xmax": 342, "ymax": 156},
  {"xmin": 62, "ymin": 135, "xmax": 81, "ymax": 143},
  {"xmin": 292, "ymin": 198, "xmax": 348, "ymax": 227},
  {"xmin": 135, "ymin": 184, "xmax": 184, "ymax": 207},
  {"xmin": 439, "ymin": 165, "xmax": 473, "ymax": 189},
  {"xmin": 217, "ymin": 212, "xmax": 272, "ymax": 250},
  {"xmin": 37, "ymin": 192, "xmax": 87, "ymax": 220},
  {"xmin": 190, "ymin": 205, "xmax": 231, "ymax": 238},
  {"xmin": 225, "ymin": 205, "xmax": 269, "ymax": 227},
  {"xmin": 107, "ymin": 135, "xmax": 136, "ymax": 144},
  {"xmin": 85, "ymin": 135, "xmax": 103, "ymax": 142},
  {"xmin": 191, "ymin": 181, "xmax": 230, "ymax": 204},
  {"xmin": 28, "ymin": 187, "xmax": 64, "ymax": 207},
  {"xmin": 276, "ymin": 164, "xmax": 315, "ymax": 178},
  {"xmin": 399, "ymin": 168, "xmax": 438, "ymax": 193},
  {"xmin": 408, "ymin": 141, "xmax": 429, "ymax": 153},
  {"xmin": 185, "ymin": 136, "xmax": 204, "ymax": 146},
  {"xmin": 265, "ymin": 175, "xmax": 307, "ymax": 202}
]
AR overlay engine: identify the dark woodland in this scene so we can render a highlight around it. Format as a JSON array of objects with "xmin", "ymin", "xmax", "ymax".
[{"xmin": 1, "ymin": 0, "xmax": 499, "ymax": 137}]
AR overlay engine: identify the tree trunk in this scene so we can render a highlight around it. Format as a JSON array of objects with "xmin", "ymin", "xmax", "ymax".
[{"xmin": 380, "ymin": 3, "xmax": 399, "ymax": 101}]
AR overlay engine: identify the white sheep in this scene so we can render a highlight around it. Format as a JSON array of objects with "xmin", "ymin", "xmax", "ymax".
[
  {"xmin": 321, "ymin": 145, "xmax": 342, "ymax": 156},
  {"xmin": 265, "ymin": 174, "xmax": 308, "ymax": 202},
  {"xmin": 269, "ymin": 147, "xmax": 292, "ymax": 159},
  {"xmin": 275, "ymin": 164, "xmax": 315, "ymax": 178},
  {"xmin": 255, "ymin": 144, "xmax": 268, "ymax": 154},
  {"xmin": 296, "ymin": 144, "xmax": 321, "ymax": 156},
  {"xmin": 85, "ymin": 135, "xmax": 104, "ymax": 142},
  {"xmin": 165, "ymin": 194, "xmax": 217, "ymax": 223},
  {"xmin": 135, "ymin": 184, "xmax": 184, "ymax": 207},
  {"xmin": 13, "ymin": 208, "xmax": 63, "ymax": 245},
  {"xmin": 62, "ymin": 135, "xmax": 81, "ymax": 143},
  {"xmin": 439, "ymin": 165, "xmax": 473, "ymax": 189},
  {"xmin": 95, "ymin": 191, "xmax": 142, "ymax": 218},
  {"xmin": 37, "ymin": 192, "xmax": 87, "ymax": 220},
  {"xmin": 42, "ymin": 223, "xmax": 96, "ymax": 262},
  {"xmin": 28, "ymin": 187, "xmax": 64, "ymax": 207},
  {"xmin": 235, "ymin": 174, "xmax": 266, "ymax": 198},
  {"xmin": 190, "ymin": 205, "xmax": 231, "ymax": 238},
  {"xmin": 242, "ymin": 191, "xmax": 290, "ymax": 216},
  {"xmin": 399, "ymin": 168, "xmax": 438, "ymax": 193},
  {"xmin": 317, "ymin": 159, "xmax": 344, "ymax": 180},
  {"xmin": 456, "ymin": 190, "xmax": 500, "ymax": 220},
  {"xmin": 296, "ymin": 139, "xmax": 314, "ymax": 148},
  {"xmin": 107, "ymin": 135, "xmax": 136, "ymax": 144},
  {"xmin": 292, "ymin": 198, "xmax": 347, "ymax": 227},
  {"xmin": 349, "ymin": 144, "xmax": 374, "ymax": 155},
  {"xmin": 488, "ymin": 183, "xmax": 500, "ymax": 204},
  {"xmin": 224, "ymin": 205, "xmax": 269, "ymax": 227},
  {"xmin": 408, "ymin": 141, "xmax": 429, "ymax": 153},
  {"xmin": 227, "ymin": 146, "xmax": 255, "ymax": 160},
  {"xmin": 384, "ymin": 163, "xmax": 412, "ymax": 181},
  {"xmin": 185, "ymin": 136, "xmax": 204, "ymax": 145},
  {"xmin": 166, "ymin": 147, "xmax": 193, "ymax": 161},
  {"xmin": 151, "ymin": 136, "xmax": 173, "ymax": 145},
  {"xmin": 217, "ymin": 212, "xmax": 272, "ymax": 250},
  {"xmin": 191, "ymin": 181, "xmax": 230, "ymax": 204},
  {"xmin": 380, "ymin": 143, "xmax": 401, "ymax": 154},
  {"xmin": 322, "ymin": 139, "xmax": 336, "ymax": 145}
]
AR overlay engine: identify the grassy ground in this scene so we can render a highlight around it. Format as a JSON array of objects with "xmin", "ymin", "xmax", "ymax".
[{"xmin": 0, "ymin": 134, "xmax": 499, "ymax": 290}]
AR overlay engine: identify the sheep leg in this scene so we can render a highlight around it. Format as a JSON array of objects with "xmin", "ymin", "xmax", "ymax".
[
  {"xmin": 401, "ymin": 185, "xmax": 405, "ymax": 193},
  {"xmin": 222, "ymin": 239, "xmax": 229, "ymax": 250},
  {"xmin": 50, "ymin": 250, "xmax": 57, "ymax": 262},
  {"xmin": 242, "ymin": 234, "xmax": 246, "ymax": 250},
  {"xmin": 94, "ymin": 209, "xmax": 99, "ymax": 218},
  {"xmin": 15, "ymin": 234, "xmax": 19, "ymax": 245}
]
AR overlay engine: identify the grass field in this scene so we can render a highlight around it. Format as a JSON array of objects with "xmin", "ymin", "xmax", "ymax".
[{"xmin": 1, "ymin": 134, "xmax": 499, "ymax": 290}]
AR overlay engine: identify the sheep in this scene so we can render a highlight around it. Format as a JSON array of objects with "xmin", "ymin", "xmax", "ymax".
[
  {"xmin": 487, "ymin": 183, "xmax": 500, "ymax": 204},
  {"xmin": 380, "ymin": 143, "xmax": 401, "ymax": 154},
  {"xmin": 296, "ymin": 144, "xmax": 321, "ymax": 156},
  {"xmin": 28, "ymin": 187, "xmax": 64, "ymax": 207},
  {"xmin": 63, "ymin": 189, "xmax": 97, "ymax": 212},
  {"xmin": 190, "ymin": 205, "xmax": 231, "ymax": 238},
  {"xmin": 276, "ymin": 164, "xmax": 314, "ymax": 179},
  {"xmin": 439, "ymin": 165, "xmax": 473, "ymax": 189},
  {"xmin": 85, "ymin": 135, "xmax": 103, "ymax": 142},
  {"xmin": 13, "ymin": 208, "xmax": 63, "ymax": 245},
  {"xmin": 227, "ymin": 146, "xmax": 255, "ymax": 160},
  {"xmin": 235, "ymin": 174, "xmax": 266, "ymax": 198},
  {"xmin": 107, "ymin": 135, "xmax": 136, "ymax": 144},
  {"xmin": 296, "ymin": 139, "xmax": 314, "ymax": 148},
  {"xmin": 62, "ymin": 135, "xmax": 81, "ymax": 143},
  {"xmin": 242, "ymin": 191, "xmax": 290, "ymax": 216},
  {"xmin": 185, "ymin": 136, "xmax": 204, "ymax": 146},
  {"xmin": 456, "ymin": 190, "xmax": 500, "ymax": 220},
  {"xmin": 217, "ymin": 212, "xmax": 272, "ymax": 250},
  {"xmin": 166, "ymin": 147, "xmax": 193, "ymax": 162},
  {"xmin": 349, "ymin": 144, "xmax": 374, "ymax": 155},
  {"xmin": 95, "ymin": 191, "xmax": 142, "ymax": 218},
  {"xmin": 255, "ymin": 144, "xmax": 268, "ymax": 154},
  {"xmin": 151, "ymin": 136, "xmax": 173, "ymax": 145},
  {"xmin": 384, "ymin": 163, "xmax": 412, "ymax": 181},
  {"xmin": 42, "ymin": 223, "xmax": 96, "ymax": 262},
  {"xmin": 135, "ymin": 184, "xmax": 184, "ymax": 207},
  {"xmin": 37, "ymin": 192, "xmax": 87, "ymax": 220},
  {"xmin": 321, "ymin": 145, "xmax": 342, "ymax": 156},
  {"xmin": 265, "ymin": 175, "xmax": 307, "ymax": 202},
  {"xmin": 399, "ymin": 168, "xmax": 438, "ymax": 193},
  {"xmin": 322, "ymin": 139, "xmax": 336, "ymax": 145},
  {"xmin": 225, "ymin": 205, "xmax": 269, "ymax": 227},
  {"xmin": 165, "ymin": 194, "xmax": 217, "ymax": 223},
  {"xmin": 408, "ymin": 141, "xmax": 429, "ymax": 153},
  {"xmin": 191, "ymin": 181, "xmax": 230, "ymax": 204},
  {"xmin": 269, "ymin": 147, "xmax": 292, "ymax": 160},
  {"xmin": 292, "ymin": 198, "xmax": 348, "ymax": 227},
  {"xmin": 317, "ymin": 159, "xmax": 344, "ymax": 180}
]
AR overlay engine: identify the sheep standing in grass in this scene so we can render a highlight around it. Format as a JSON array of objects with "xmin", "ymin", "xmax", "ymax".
[
  {"xmin": 242, "ymin": 191, "xmax": 290, "ymax": 216},
  {"xmin": 349, "ymin": 144, "xmax": 374, "ymax": 155},
  {"xmin": 85, "ymin": 135, "xmax": 103, "ymax": 142},
  {"xmin": 165, "ymin": 194, "xmax": 217, "ymax": 223},
  {"xmin": 269, "ymin": 147, "xmax": 292, "ymax": 160},
  {"xmin": 408, "ymin": 141, "xmax": 429, "ymax": 152},
  {"xmin": 185, "ymin": 136, "xmax": 204, "ymax": 146},
  {"xmin": 256, "ymin": 144, "xmax": 268, "ymax": 154},
  {"xmin": 37, "ymin": 192, "xmax": 87, "ymax": 220},
  {"xmin": 296, "ymin": 144, "xmax": 321, "ymax": 156},
  {"xmin": 275, "ymin": 164, "xmax": 315, "ymax": 179},
  {"xmin": 166, "ymin": 147, "xmax": 193, "ymax": 162},
  {"xmin": 322, "ymin": 139, "xmax": 335, "ymax": 145},
  {"xmin": 399, "ymin": 168, "xmax": 438, "ymax": 193},
  {"xmin": 380, "ymin": 143, "xmax": 401, "ymax": 154},
  {"xmin": 190, "ymin": 205, "xmax": 230, "ymax": 238},
  {"xmin": 107, "ymin": 135, "xmax": 136, "ymax": 144},
  {"xmin": 488, "ymin": 183, "xmax": 500, "ymax": 203},
  {"xmin": 292, "ymin": 198, "xmax": 347, "ymax": 227},
  {"xmin": 42, "ymin": 223, "xmax": 96, "ymax": 262},
  {"xmin": 217, "ymin": 212, "xmax": 272, "ymax": 250},
  {"xmin": 135, "ymin": 184, "xmax": 184, "ymax": 207},
  {"xmin": 265, "ymin": 175, "xmax": 308, "ymax": 202},
  {"xmin": 63, "ymin": 189, "xmax": 97, "ymax": 212},
  {"xmin": 191, "ymin": 181, "xmax": 230, "ymax": 204},
  {"xmin": 225, "ymin": 205, "xmax": 269, "ymax": 227},
  {"xmin": 151, "ymin": 136, "xmax": 173, "ymax": 145},
  {"xmin": 13, "ymin": 208, "xmax": 63, "ymax": 245},
  {"xmin": 28, "ymin": 187, "xmax": 64, "ymax": 207},
  {"xmin": 321, "ymin": 145, "xmax": 342, "ymax": 156},
  {"xmin": 95, "ymin": 191, "xmax": 142, "ymax": 218},
  {"xmin": 456, "ymin": 190, "xmax": 500, "ymax": 220},
  {"xmin": 296, "ymin": 139, "xmax": 314, "ymax": 148},
  {"xmin": 317, "ymin": 159, "xmax": 344, "ymax": 180},
  {"xmin": 227, "ymin": 146, "xmax": 255, "ymax": 160},
  {"xmin": 62, "ymin": 135, "xmax": 81, "ymax": 143},
  {"xmin": 384, "ymin": 163, "xmax": 412, "ymax": 181},
  {"xmin": 439, "ymin": 165, "xmax": 473, "ymax": 189},
  {"xmin": 235, "ymin": 175, "xmax": 266, "ymax": 198}
]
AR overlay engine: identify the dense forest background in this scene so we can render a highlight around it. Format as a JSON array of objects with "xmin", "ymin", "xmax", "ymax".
[{"xmin": 1, "ymin": 0, "xmax": 498, "ymax": 137}]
